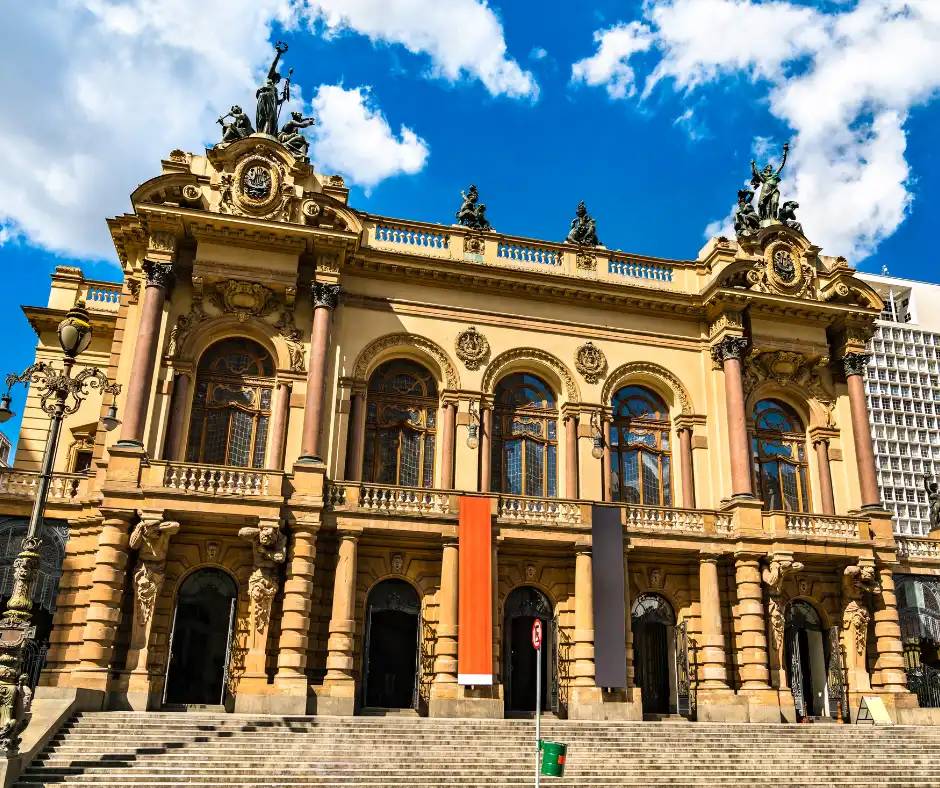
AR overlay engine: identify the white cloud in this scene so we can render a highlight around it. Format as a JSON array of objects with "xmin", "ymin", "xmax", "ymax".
[
  {"xmin": 310, "ymin": 85, "xmax": 429, "ymax": 189},
  {"xmin": 571, "ymin": 22, "xmax": 653, "ymax": 99},
  {"xmin": 0, "ymin": 0, "xmax": 445, "ymax": 262},
  {"xmin": 530, "ymin": 46, "xmax": 549, "ymax": 61},
  {"xmin": 572, "ymin": 0, "xmax": 940, "ymax": 259},
  {"xmin": 303, "ymin": 0, "xmax": 538, "ymax": 99}
]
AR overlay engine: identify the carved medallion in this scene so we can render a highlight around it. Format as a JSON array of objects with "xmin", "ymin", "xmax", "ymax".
[
  {"xmin": 576, "ymin": 250, "xmax": 597, "ymax": 272},
  {"xmin": 220, "ymin": 146, "xmax": 289, "ymax": 219},
  {"xmin": 575, "ymin": 341, "xmax": 607, "ymax": 384},
  {"xmin": 747, "ymin": 239, "xmax": 816, "ymax": 299},
  {"xmin": 243, "ymin": 166, "xmax": 271, "ymax": 201},
  {"xmin": 772, "ymin": 250, "xmax": 796, "ymax": 283},
  {"xmin": 208, "ymin": 280, "xmax": 279, "ymax": 322},
  {"xmin": 463, "ymin": 235, "xmax": 485, "ymax": 256},
  {"xmin": 455, "ymin": 326, "xmax": 490, "ymax": 371}
]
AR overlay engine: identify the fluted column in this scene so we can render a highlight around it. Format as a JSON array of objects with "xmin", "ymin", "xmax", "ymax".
[
  {"xmin": 871, "ymin": 566, "xmax": 909, "ymax": 693},
  {"xmin": 734, "ymin": 552, "xmax": 771, "ymax": 690},
  {"xmin": 843, "ymin": 352, "xmax": 881, "ymax": 509},
  {"xmin": 678, "ymin": 426, "xmax": 696, "ymax": 509},
  {"xmin": 479, "ymin": 405, "xmax": 493, "ymax": 493},
  {"xmin": 325, "ymin": 531, "xmax": 359, "ymax": 687},
  {"xmin": 300, "ymin": 283, "xmax": 340, "ymax": 462},
  {"xmin": 74, "ymin": 515, "xmax": 133, "ymax": 692},
  {"xmin": 265, "ymin": 381, "xmax": 292, "ymax": 470},
  {"xmin": 432, "ymin": 539, "xmax": 459, "ymax": 697},
  {"xmin": 440, "ymin": 401, "xmax": 457, "ymax": 488},
  {"xmin": 162, "ymin": 369, "xmax": 190, "ymax": 461},
  {"xmin": 698, "ymin": 552, "xmax": 729, "ymax": 689},
  {"xmin": 565, "ymin": 414, "xmax": 579, "ymax": 499},
  {"xmin": 344, "ymin": 388, "xmax": 367, "ymax": 480},
  {"xmin": 813, "ymin": 437, "xmax": 836, "ymax": 515},
  {"xmin": 713, "ymin": 336, "xmax": 753, "ymax": 498},
  {"xmin": 572, "ymin": 547, "xmax": 595, "ymax": 686},
  {"xmin": 275, "ymin": 523, "xmax": 319, "ymax": 689},
  {"xmin": 119, "ymin": 261, "xmax": 174, "ymax": 447}
]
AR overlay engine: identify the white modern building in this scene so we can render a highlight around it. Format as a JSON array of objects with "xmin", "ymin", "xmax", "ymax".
[
  {"xmin": 0, "ymin": 433, "xmax": 10, "ymax": 468},
  {"xmin": 860, "ymin": 271, "xmax": 940, "ymax": 536}
]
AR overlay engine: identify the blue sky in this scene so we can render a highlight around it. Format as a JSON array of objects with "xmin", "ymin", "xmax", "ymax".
[{"xmin": 2, "ymin": 0, "xmax": 940, "ymax": 450}]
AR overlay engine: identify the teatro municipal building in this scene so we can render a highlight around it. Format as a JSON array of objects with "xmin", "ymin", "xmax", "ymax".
[{"xmin": 4, "ymin": 52, "xmax": 940, "ymax": 729}]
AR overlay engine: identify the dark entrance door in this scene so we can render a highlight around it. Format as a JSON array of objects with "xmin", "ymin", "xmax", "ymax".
[
  {"xmin": 632, "ymin": 593, "xmax": 676, "ymax": 715},
  {"xmin": 363, "ymin": 579, "xmax": 420, "ymax": 709},
  {"xmin": 785, "ymin": 599, "xmax": 827, "ymax": 719},
  {"xmin": 504, "ymin": 586, "xmax": 552, "ymax": 714},
  {"xmin": 164, "ymin": 568, "xmax": 237, "ymax": 706}
]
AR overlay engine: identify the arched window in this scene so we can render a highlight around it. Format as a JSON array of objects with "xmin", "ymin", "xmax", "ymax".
[
  {"xmin": 185, "ymin": 338, "xmax": 275, "ymax": 468},
  {"xmin": 609, "ymin": 386, "xmax": 672, "ymax": 506},
  {"xmin": 491, "ymin": 373, "xmax": 558, "ymax": 497},
  {"xmin": 752, "ymin": 399, "xmax": 810, "ymax": 512},
  {"xmin": 362, "ymin": 359, "xmax": 438, "ymax": 487}
]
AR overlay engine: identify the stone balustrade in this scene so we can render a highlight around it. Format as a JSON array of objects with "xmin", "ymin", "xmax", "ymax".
[
  {"xmin": 785, "ymin": 514, "xmax": 861, "ymax": 539},
  {"xmin": 359, "ymin": 484, "xmax": 451, "ymax": 515},
  {"xmin": 625, "ymin": 505, "xmax": 705, "ymax": 533},
  {"xmin": 161, "ymin": 462, "xmax": 277, "ymax": 497},
  {"xmin": 83, "ymin": 281, "xmax": 122, "ymax": 313},
  {"xmin": 0, "ymin": 469, "xmax": 84, "ymax": 502},
  {"xmin": 497, "ymin": 495, "xmax": 582, "ymax": 525},
  {"xmin": 897, "ymin": 537, "xmax": 940, "ymax": 561}
]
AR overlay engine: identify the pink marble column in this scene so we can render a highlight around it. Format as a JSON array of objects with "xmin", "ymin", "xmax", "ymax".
[
  {"xmin": 843, "ymin": 353, "xmax": 881, "ymax": 509},
  {"xmin": 813, "ymin": 438, "xmax": 835, "ymax": 515},
  {"xmin": 344, "ymin": 390, "xmax": 367, "ymax": 481},
  {"xmin": 162, "ymin": 370, "xmax": 190, "ymax": 461},
  {"xmin": 678, "ymin": 427, "xmax": 696, "ymax": 509},
  {"xmin": 440, "ymin": 402, "xmax": 457, "ymax": 488},
  {"xmin": 479, "ymin": 405, "xmax": 492, "ymax": 493},
  {"xmin": 299, "ymin": 283, "xmax": 339, "ymax": 463},
  {"xmin": 713, "ymin": 336, "xmax": 753, "ymax": 499},
  {"xmin": 565, "ymin": 413, "xmax": 578, "ymax": 499},
  {"xmin": 603, "ymin": 417, "xmax": 613, "ymax": 502},
  {"xmin": 119, "ymin": 261, "xmax": 173, "ymax": 447},
  {"xmin": 265, "ymin": 381, "xmax": 292, "ymax": 470}
]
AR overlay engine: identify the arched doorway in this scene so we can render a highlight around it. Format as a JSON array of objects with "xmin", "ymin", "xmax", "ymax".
[
  {"xmin": 164, "ymin": 568, "xmax": 238, "ymax": 706},
  {"xmin": 503, "ymin": 586, "xmax": 553, "ymax": 715},
  {"xmin": 362, "ymin": 579, "xmax": 421, "ymax": 710},
  {"xmin": 632, "ymin": 593, "xmax": 677, "ymax": 715},
  {"xmin": 784, "ymin": 599, "xmax": 830, "ymax": 719}
]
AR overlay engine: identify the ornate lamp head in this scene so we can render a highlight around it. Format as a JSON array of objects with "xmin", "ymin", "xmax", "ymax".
[
  {"xmin": 591, "ymin": 410, "xmax": 604, "ymax": 459},
  {"xmin": 57, "ymin": 301, "xmax": 93, "ymax": 358},
  {"xmin": 0, "ymin": 393, "xmax": 13, "ymax": 424},
  {"xmin": 466, "ymin": 400, "xmax": 480, "ymax": 450},
  {"xmin": 100, "ymin": 401, "xmax": 121, "ymax": 432}
]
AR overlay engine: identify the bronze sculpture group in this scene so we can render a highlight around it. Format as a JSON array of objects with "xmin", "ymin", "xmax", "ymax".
[{"xmin": 734, "ymin": 141, "xmax": 803, "ymax": 238}]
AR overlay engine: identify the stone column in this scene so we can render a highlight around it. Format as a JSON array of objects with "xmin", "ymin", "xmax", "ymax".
[
  {"xmin": 299, "ymin": 283, "xmax": 340, "ymax": 463},
  {"xmin": 565, "ymin": 414, "xmax": 579, "ymax": 499},
  {"xmin": 274, "ymin": 522, "xmax": 320, "ymax": 706},
  {"xmin": 119, "ymin": 261, "xmax": 174, "ymax": 447},
  {"xmin": 603, "ymin": 421, "xmax": 613, "ymax": 503},
  {"xmin": 713, "ymin": 336, "xmax": 753, "ymax": 499},
  {"xmin": 698, "ymin": 553, "xmax": 729, "ymax": 689},
  {"xmin": 440, "ymin": 401, "xmax": 457, "ymax": 488},
  {"xmin": 265, "ymin": 381, "xmax": 292, "ymax": 470},
  {"xmin": 344, "ymin": 387, "xmax": 367, "ymax": 481},
  {"xmin": 430, "ymin": 538, "xmax": 459, "ymax": 713},
  {"xmin": 162, "ymin": 369, "xmax": 190, "ymax": 461},
  {"xmin": 479, "ymin": 405, "xmax": 493, "ymax": 493},
  {"xmin": 678, "ymin": 426, "xmax": 696, "ymax": 509},
  {"xmin": 624, "ymin": 550, "xmax": 634, "ymax": 689},
  {"xmin": 572, "ymin": 547, "xmax": 595, "ymax": 688},
  {"xmin": 74, "ymin": 515, "xmax": 133, "ymax": 695},
  {"xmin": 843, "ymin": 352, "xmax": 881, "ymax": 509},
  {"xmin": 322, "ymin": 530, "xmax": 359, "ymax": 714},
  {"xmin": 814, "ymin": 438, "xmax": 836, "ymax": 516},
  {"xmin": 734, "ymin": 553, "xmax": 770, "ymax": 691},
  {"xmin": 871, "ymin": 565, "xmax": 909, "ymax": 693}
]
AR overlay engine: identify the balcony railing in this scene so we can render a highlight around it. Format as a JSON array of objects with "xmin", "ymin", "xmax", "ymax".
[
  {"xmin": 359, "ymin": 484, "xmax": 451, "ymax": 515},
  {"xmin": 159, "ymin": 462, "xmax": 279, "ymax": 497},
  {"xmin": 0, "ymin": 469, "xmax": 85, "ymax": 502},
  {"xmin": 83, "ymin": 281, "xmax": 122, "ymax": 314},
  {"xmin": 498, "ymin": 495, "xmax": 582, "ymax": 525},
  {"xmin": 625, "ymin": 505, "xmax": 705, "ymax": 534},
  {"xmin": 785, "ymin": 514, "xmax": 862, "ymax": 539},
  {"xmin": 897, "ymin": 537, "xmax": 940, "ymax": 561}
]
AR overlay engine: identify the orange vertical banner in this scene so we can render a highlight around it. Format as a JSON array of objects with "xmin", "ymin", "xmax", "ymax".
[{"xmin": 458, "ymin": 495, "xmax": 493, "ymax": 685}]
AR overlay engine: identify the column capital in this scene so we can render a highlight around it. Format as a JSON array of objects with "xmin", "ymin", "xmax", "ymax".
[
  {"xmin": 842, "ymin": 351, "xmax": 871, "ymax": 378},
  {"xmin": 312, "ymin": 282, "xmax": 341, "ymax": 309},
  {"xmin": 141, "ymin": 260, "xmax": 175, "ymax": 290},
  {"xmin": 710, "ymin": 335, "xmax": 749, "ymax": 365},
  {"xmin": 337, "ymin": 528, "xmax": 361, "ymax": 543}
]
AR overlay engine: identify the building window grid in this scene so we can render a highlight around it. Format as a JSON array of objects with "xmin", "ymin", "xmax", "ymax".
[{"xmin": 868, "ymin": 320, "xmax": 940, "ymax": 536}]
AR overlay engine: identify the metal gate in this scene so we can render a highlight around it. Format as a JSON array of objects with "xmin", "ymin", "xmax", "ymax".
[
  {"xmin": 825, "ymin": 626, "xmax": 849, "ymax": 722},
  {"xmin": 675, "ymin": 621, "xmax": 692, "ymax": 718},
  {"xmin": 787, "ymin": 627, "xmax": 805, "ymax": 719},
  {"xmin": 907, "ymin": 663, "xmax": 940, "ymax": 708}
]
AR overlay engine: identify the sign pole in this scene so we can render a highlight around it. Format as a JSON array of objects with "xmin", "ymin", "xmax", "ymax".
[{"xmin": 533, "ymin": 619, "xmax": 542, "ymax": 788}]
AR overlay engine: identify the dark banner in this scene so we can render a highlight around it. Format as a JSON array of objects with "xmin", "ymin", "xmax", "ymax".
[{"xmin": 592, "ymin": 505, "xmax": 627, "ymax": 688}]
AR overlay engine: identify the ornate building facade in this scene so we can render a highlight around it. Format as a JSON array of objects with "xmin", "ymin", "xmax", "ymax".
[{"xmin": 3, "ymin": 129, "xmax": 937, "ymax": 725}]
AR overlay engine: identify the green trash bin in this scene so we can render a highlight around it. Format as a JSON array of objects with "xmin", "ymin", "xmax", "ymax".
[{"xmin": 540, "ymin": 740, "xmax": 567, "ymax": 777}]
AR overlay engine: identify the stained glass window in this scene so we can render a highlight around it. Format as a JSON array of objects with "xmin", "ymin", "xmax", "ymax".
[
  {"xmin": 751, "ymin": 399, "xmax": 811, "ymax": 512},
  {"xmin": 491, "ymin": 374, "xmax": 558, "ymax": 497},
  {"xmin": 363, "ymin": 359, "xmax": 438, "ymax": 487},
  {"xmin": 185, "ymin": 338, "xmax": 275, "ymax": 469},
  {"xmin": 610, "ymin": 386, "xmax": 673, "ymax": 506}
]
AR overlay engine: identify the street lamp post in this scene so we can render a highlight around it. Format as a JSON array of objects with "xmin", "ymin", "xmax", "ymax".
[{"xmin": 0, "ymin": 301, "xmax": 121, "ymax": 755}]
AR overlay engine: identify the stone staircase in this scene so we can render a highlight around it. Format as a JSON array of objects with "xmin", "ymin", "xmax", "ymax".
[{"xmin": 15, "ymin": 711, "xmax": 940, "ymax": 787}]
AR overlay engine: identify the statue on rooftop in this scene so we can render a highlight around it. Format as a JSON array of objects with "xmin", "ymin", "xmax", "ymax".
[
  {"xmin": 217, "ymin": 105, "xmax": 254, "ymax": 144},
  {"xmin": 751, "ymin": 141, "xmax": 789, "ymax": 221},
  {"xmin": 733, "ymin": 189, "xmax": 760, "ymax": 236},
  {"xmin": 778, "ymin": 200, "xmax": 803, "ymax": 234},
  {"xmin": 256, "ymin": 41, "xmax": 290, "ymax": 136},
  {"xmin": 278, "ymin": 111, "xmax": 316, "ymax": 160},
  {"xmin": 456, "ymin": 185, "xmax": 491, "ymax": 231},
  {"xmin": 565, "ymin": 201, "xmax": 600, "ymax": 246},
  {"xmin": 924, "ymin": 475, "xmax": 940, "ymax": 532}
]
